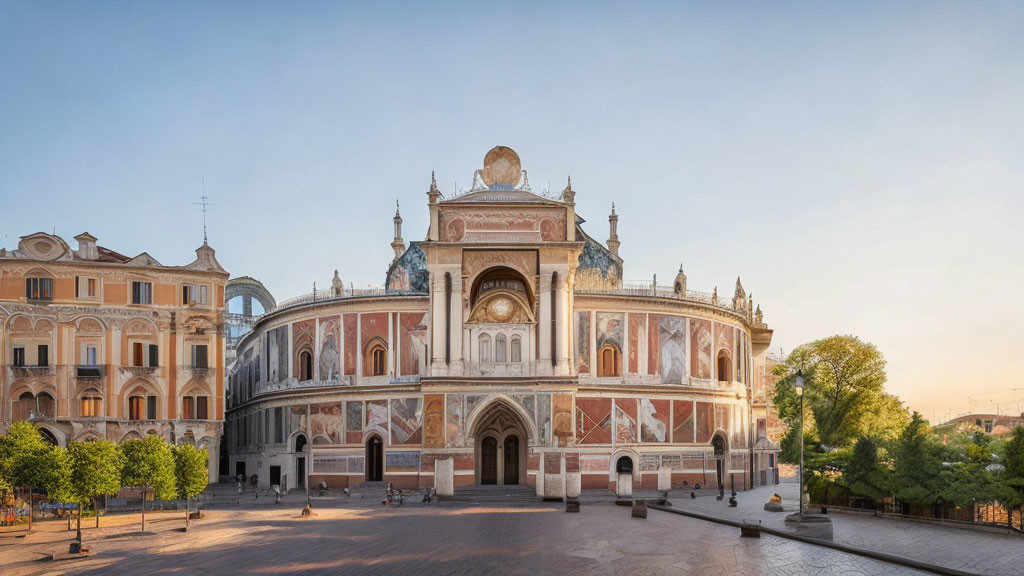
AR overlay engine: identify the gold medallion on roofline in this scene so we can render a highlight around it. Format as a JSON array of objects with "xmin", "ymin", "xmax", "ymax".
[{"xmin": 481, "ymin": 146, "xmax": 521, "ymax": 187}]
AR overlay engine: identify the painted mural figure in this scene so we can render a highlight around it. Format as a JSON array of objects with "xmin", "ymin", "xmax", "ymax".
[
  {"xmin": 639, "ymin": 399, "xmax": 667, "ymax": 442},
  {"xmin": 658, "ymin": 316, "xmax": 687, "ymax": 384}
]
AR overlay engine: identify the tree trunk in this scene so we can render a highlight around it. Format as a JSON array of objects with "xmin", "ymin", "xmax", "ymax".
[
  {"xmin": 185, "ymin": 496, "xmax": 189, "ymax": 528},
  {"xmin": 141, "ymin": 488, "xmax": 146, "ymax": 532},
  {"xmin": 76, "ymin": 502, "xmax": 82, "ymax": 543},
  {"xmin": 27, "ymin": 485, "xmax": 32, "ymax": 533}
]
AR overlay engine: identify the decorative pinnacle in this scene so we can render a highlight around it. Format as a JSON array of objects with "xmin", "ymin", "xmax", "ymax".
[
  {"xmin": 611, "ymin": 202, "xmax": 616, "ymax": 216},
  {"xmin": 565, "ymin": 175, "xmax": 572, "ymax": 191},
  {"xmin": 679, "ymin": 263, "xmax": 684, "ymax": 273},
  {"xmin": 395, "ymin": 199, "xmax": 401, "ymax": 218}
]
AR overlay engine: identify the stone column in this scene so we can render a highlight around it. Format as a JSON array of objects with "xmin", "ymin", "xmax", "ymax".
[
  {"xmin": 430, "ymin": 273, "xmax": 445, "ymax": 373},
  {"xmin": 537, "ymin": 272, "xmax": 552, "ymax": 374},
  {"xmin": 450, "ymin": 272, "xmax": 464, "ymax": 371},
  {"xmin": 555, "ymin": 273, "xmax": 570, "ymax": 376}
]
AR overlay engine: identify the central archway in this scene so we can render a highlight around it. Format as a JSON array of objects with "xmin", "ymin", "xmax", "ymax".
[{"xmin": 469, "ymin": 398, "xmax": 532, "ymax": 486}]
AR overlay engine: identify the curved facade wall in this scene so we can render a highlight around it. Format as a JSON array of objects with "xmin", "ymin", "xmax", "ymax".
[{"xmin": 226, "ymin": 147, "xmax": 775, "ymax": 494}]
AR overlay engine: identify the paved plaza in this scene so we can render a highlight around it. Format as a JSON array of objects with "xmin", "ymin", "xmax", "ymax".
[{"xmin": 1, "ymin": 482, "xmax": 1021, "ymax": 575}]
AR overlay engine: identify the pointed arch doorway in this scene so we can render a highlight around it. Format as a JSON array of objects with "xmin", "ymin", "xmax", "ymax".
[
  {"xmin": 366, "ymin": 435, "xmax": 384, "ymax": 482},
  {"xmin": 471, "ymin": 399, "xmax": 530, "ymax": 485}
]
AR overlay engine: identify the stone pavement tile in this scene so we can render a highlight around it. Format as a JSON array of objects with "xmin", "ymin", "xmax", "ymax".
[
  {"xmin": 664, "ymin": 482, "xmax": 1024, "ymax": 576},
  {"xmin": 1, "ymin": 499, "xmax": 931, "ymax": 576}
]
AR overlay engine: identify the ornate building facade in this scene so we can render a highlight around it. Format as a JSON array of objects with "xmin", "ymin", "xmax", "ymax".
[
  {"xmin": 0, "ymin": 232, "xmax": 228, "ymax": 480},
  {"xmin": 226, "ymin": 147, "xmax": 775, "ymax": 495}
]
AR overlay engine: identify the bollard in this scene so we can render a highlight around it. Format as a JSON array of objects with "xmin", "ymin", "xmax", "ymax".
[{"xmin": 631, "ymin": 499, "xmax": 647, "ymax": 519}]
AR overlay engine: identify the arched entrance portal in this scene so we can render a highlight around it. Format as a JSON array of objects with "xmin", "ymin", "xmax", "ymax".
[
  {"xmin": 471, "ymin": 399, "xmax": 530, "ymax": 486},
  {"xmin": 366, "ymin": 435, "xmax": 383, "ymax": 482},
  {"xmin": 712, "ymin": 434, "xmax": 727, "ymax": 490}
]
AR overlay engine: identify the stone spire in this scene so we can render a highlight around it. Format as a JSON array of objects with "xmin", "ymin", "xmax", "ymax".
[
  {"xmin": 733, "ymin": 276, "xmax": 747, "ymax": 310},
  {"xmin": 331, "ymin": 269, "xmax": 344, "ymax": 297},
  {"xmin": 561, "ymin": 175, "xmax": 575, "ymax": 204},
  {"xmin": 673, "ymin": 264, "xmax": 687, "ymax": 294},
  {"xmin": 427, "ymin": 171, "xmax": 441, "ymax": 204},
  {"xmin": 755, "ymin": 305, "xmax": 764, "ymax": 325},
  {"xmin": 607, "ymin": 203, "xmax": 620, "ymax": 258},
  {"xmin": 391, "ymin": 200, "xmax": 405, "ymax": 263}
]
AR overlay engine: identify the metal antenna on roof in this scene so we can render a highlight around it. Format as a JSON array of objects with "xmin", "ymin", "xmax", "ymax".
[{"xmin": 194, "ymin": 193, "xmax": 215, "ymax": 245}]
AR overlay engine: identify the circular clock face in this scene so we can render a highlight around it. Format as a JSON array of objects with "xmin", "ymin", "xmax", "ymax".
[{"xmin": 487, "ymin": 296, "xmax": 515, "ymax": 322}]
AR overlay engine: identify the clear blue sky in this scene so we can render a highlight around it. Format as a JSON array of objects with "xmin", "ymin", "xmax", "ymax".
[{"xmin": 2, "ymin": 2, "xmax": 1022, "ymax": 420}]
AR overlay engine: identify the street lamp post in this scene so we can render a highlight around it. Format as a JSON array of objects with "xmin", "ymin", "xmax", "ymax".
[{"xmin": 795, "ymin": 369, "xmax": 805, "ymax": 517}]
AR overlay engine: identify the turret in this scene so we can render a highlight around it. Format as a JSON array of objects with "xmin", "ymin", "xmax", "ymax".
[
  {"xmin": 391, "ymin": 200, "xmax": 405, "ymax": 263},
  {"xmin": 426, "ymin": 171, "xmax": 441, "ymax": 204},
  {"xmin": 74, "ymin": 232, "xmax": 98, "ymax": 260},
  {"xmin": 561, "ymin": 176, "xmax": 575, "ymax": 204},
  {"xmin": 607, "ymin": 203, "xmax": 620, "ymax": 258}
]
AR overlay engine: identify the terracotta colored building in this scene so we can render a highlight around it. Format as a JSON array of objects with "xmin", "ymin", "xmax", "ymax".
[
  {"xmin": 0, "ymin": 232, "xmax": 228, "ymax": 480},
  {"xmin": 227, "ymin": 147, "xmax": 776, "ymax": 496}
]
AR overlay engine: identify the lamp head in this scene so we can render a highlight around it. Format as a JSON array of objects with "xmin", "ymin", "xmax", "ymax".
[{"xmin": 794, "ymin": 369, "xmax": 804, "ymax": 396}]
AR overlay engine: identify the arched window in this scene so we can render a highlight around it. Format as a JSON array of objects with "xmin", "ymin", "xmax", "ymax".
[
  {"xmin": 616, "ymin": 456, "xmax": 633, "ymax": 474},
  {"xmin": 35, "ymin": 392, "xmax": 55, "ymax": 418},
  {"xmin": 510, "ymin": 337, "xmax": 522, "ymax": 363},
  {"xmin": 15, "ymin": 392, "xmax": 35, "ymax": 421},
  {"xmin": 478, "ymin": 334, "xmax": 492, "ymax": 363},
  {"xmin": 495, "ymin": 334, "xmax": 507, "ymax": 363},
  {"xmin": 363, "ymin": 339, "xmax": 388, "ymax": 377},
  {"xmin": 717, "ymin": 351, "xmax": 731, "ymax": 383},
  {"xmin": 299, "ymin": 350, "xmax": 313, "ymax": 381},
  {"xmin": 598, "ymin": 343, "xmax": 622, "ymax": 377},
  {"xmin": 129, "ymin": 395, "xmax": 144, "ymax": 420}
]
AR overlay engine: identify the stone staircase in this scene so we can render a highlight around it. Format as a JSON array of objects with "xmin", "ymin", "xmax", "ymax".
[{"xmin": 450, "ymin": 484, "xmax": 541, "ymax": 507}]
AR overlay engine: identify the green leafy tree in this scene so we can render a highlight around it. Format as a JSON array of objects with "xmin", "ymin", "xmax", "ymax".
[
  {"xmin": 995, "ymin": 426, "xmax": 1024, "ymax": 528},
  {"xmin": 0, "ymin": 422, "xmax": 71, "ymax": 530},
  {"xmin": 841, "ymin": 436, "xmax": 891, "ymax": 504},
  {"xmin": 772, "ymin": 335, "xmax": 907, "ymax": 456},
  {"xmin": 892, "ymin": 412, "xmax": 944, "ymax": 508},
  {"xmin": 173, "ymin": 444, "xmax": 209, "ymax": 527},
  {"xmin": 120, "ymin": 436, "xmax": 176, "ymax": 500},
  {"xmin": 68, "ymin": 440, "xmax": 123, "ymax": 542}
]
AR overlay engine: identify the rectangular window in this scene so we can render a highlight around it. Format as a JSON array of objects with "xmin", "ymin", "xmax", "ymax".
[
  {"xmin": 25, "ymin": 277, "xmax": 53, "ymax": 301},
  {"xmin": 86, "ymin": 346, "xmax": 97, "ymax": 366},
  {"xmin": 146, "ymin": 395, "xmax": 157, "ymax": 419},
  {"xmin": 37, "ymin": 344, "xmax": 49, "ymax": 367},
  {"xmin": 197, "ymin": 396, "xmax": 209, "ymax": 420},
  {"xmin": 133, "ymin": 342, "xmax": 144, "ymax": 367},
  {"xmin": 129, "ymin": 396, "xmax": 143, "ymax": 420},
  {"xmin": 191, "ymin": 344, "xmax": 209, "ymax": 369},
  {"xmin": 183, "ymin": 284, "xmax": 209, "ymax": 306},
  {"xmin": 131, "ymin": 281, "xmax": 153, "ymax": 305},
  {"xmin": 274, "ymin": 407, "xmax": 284, "ymax": 444},
  {"xmin": 148, "ymin": 344, "xmax": 159, "ymax": 367},
  {"xmin": 76, "ymin": 277, "xmax": 98, "ymax": 299},
  {"xmin": 13, "ymin": 347, "xmax": 26, "ymax": 367},
  {"xmin": 183, "ymin": 396, "xmax": 195, "ymax": 419}
]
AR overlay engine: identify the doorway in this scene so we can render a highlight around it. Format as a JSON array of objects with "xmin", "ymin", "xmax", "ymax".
[
  {"xmin": 235, "ymin": 461, "xmax": 246, "ymax": 479},
  {"xmin": 481, "ymin": 437, "xmax": 498, "ymax": 484},
  {"xmin": 503, "ymin": 435, "xmax": 519, "ymax": 485},
  {"xmin": 297, "ymin": 457, "xmax": 306, "ymax": 489},
  {"xmin": 712, "ymin": 434, "xmax": 727, "ymax": 490},
  {"xmin": 366, "ymin": 436, "xmax": 383, "ymax": 482},
  {"xmin": 270, "ymin": 465, "xmax": 281, "ymax": 487}
]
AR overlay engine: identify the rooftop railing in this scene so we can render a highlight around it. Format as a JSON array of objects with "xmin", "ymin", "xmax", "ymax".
[{"xmin": 575, "ymin": 280, "xmax": 753, "ymax": 318}]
